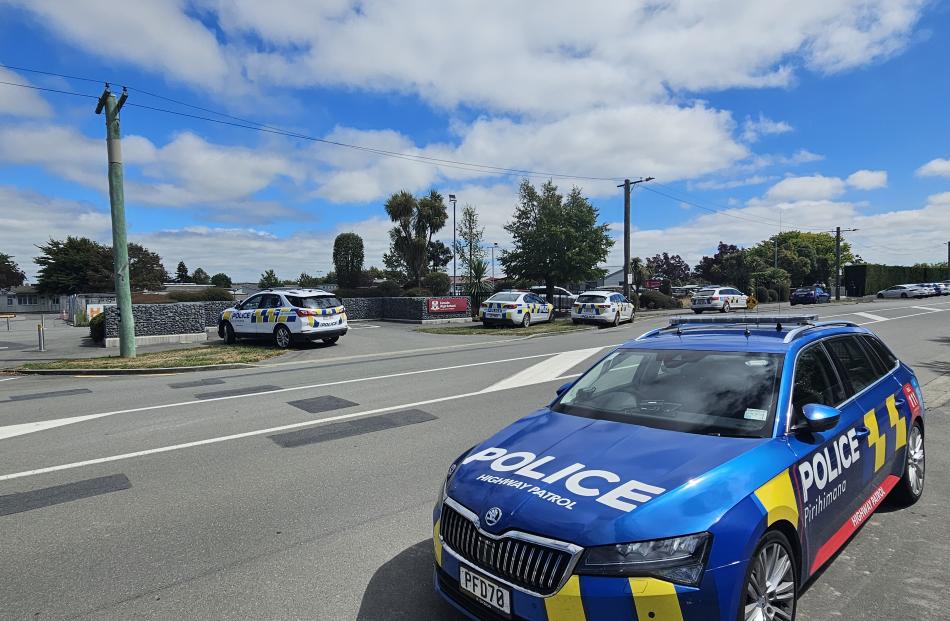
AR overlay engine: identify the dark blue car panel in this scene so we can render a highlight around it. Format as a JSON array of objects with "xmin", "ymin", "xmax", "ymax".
[{"xmin": 434, "ymin": 321, "xmax": 925, "ymax": 620}]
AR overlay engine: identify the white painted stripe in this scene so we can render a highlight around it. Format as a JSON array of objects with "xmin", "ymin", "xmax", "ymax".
[
  {"xmin": 0, "ymin": 376, "xmax": 18, "ymax": 382},
  {"xmin": 481, "ymin": 347, "xmax": 605, "ymax": 393},
  {"xmin": 0, "ymin": 345, "xmax": 619, "ymax": 442},
  {"xmin": 0, "ymin": 373, "xmax": 583, "ymax": 483},
  {"xmin": 911, "ymin": 306, "xmax": 944, "ymax": 312},
  {"xmin": 853, "ymin": 312, "xmax": 889, "ymax": 322}
]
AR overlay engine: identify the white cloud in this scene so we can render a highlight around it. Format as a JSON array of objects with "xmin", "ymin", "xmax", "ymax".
[
  {"xmin": 762, "ymin": 175, "xmax": 847, "ymax": 203},
  {"xmin": 0, "ymin": 68, "xmax": 53, "ymax": 118},
  {"xmin": 741, "ymin": 115, "xmax": 793, "ymax": 142},
  {"xmin": 692, "ymin": 175, "xmax": 776, "ymax": 191},
  {"xmin": 915, "ymin": 158, "xmax": 950, "ymax": 177},
  {"xmin": 846, "ymin": 169, "xmax": 888, "ymax": 189},
  {"xmin": 0, "ymin": 186, "xmax": 112, "ymax": 281}
]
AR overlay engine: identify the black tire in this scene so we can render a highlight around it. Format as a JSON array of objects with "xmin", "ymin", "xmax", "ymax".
[
  {"xmin": 720, "ymin": 302, "xmax": 731, "ymax": 313},
  {"xmin": 612, "ymin": 312, "xmax": 620, "ymax": 327},
  {"xmin": 877, "ymin": 293, "xmax": 884, "ymax": 298},
  {"xmin": 738, "ymin": 530, "xmax": 798, "ymax": 621},
  {"xmin": 322, "ymin": 336, "xmax": 339, "ymax": 345},
  {"xmin": 901, "ymin": 293, "xmax": 908, "ymax": 298},
  {"xmin": 274, "ymin": 325, "xmax": 293, "ymax": 349},
  {"xmin": 221, "ymin": 321, "xmax": 236, "ymax": 345},
  {"xmin": 572, "ymin": 318, "xmax": 580, "ymax": 325},
  {"xmin": 890, "ymin": 420, "xmax": 925, "ymax": 506},
  {"xmin": 693, "ymin": 309, "xmax": 703, "ymax": 314},
  {"xmin": 521, "ymin": 313, "xmax": 531, "ymax": 328}
]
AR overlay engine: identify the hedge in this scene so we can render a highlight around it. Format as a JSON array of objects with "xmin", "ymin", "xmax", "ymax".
[
  {"xmin": 167, "ymin": 288, "xmax": 234, "ymax": 302},
  {"xmin": 755, "ymin": 286, "xmax": 769, "ymax": 303},
  {"xmin": 89, "ymin": 313, "xmax": 105, "ymax": 343},
  {"xmin": 638, "ymin": 290, "xmax": 679, "ymax": 310},
  {"xmin": 844, "ymin": 264, "xmax": 948, "ymax": 297}
]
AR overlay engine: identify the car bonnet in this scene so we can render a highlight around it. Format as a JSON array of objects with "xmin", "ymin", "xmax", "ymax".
[{"xmin": 446, "ymin": 408, "xmax": 788, "ymax": 546}]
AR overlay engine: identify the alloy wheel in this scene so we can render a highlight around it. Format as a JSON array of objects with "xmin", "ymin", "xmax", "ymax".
[
  {"xmin": 907, "ymin": 424, "xmax": 925, "ymax": 497},
  {"xmin": 744, "ymin": 542, "xmax": 795, "ymax": 621}
]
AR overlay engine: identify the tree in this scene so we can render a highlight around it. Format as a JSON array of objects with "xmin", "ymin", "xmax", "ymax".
[
  {"xmin": 297, "ymin": 272, "xmax": 321, "ymax": 288},
  {"xmin": 427, "ymin": 240, "xmax": 453, "ymax": 272},
  {"xmin": 694, "ymin": 242, "xmax": 742, "ymax": 284},
  {"xmin": 191, "ymin": 267, "xmax": 210, "ymax": 285},
  {"xmin": 629, "ymin": 257, "xmax": 649, "ymax": 291},
  {"xmin": 0, "ymin": 253, "xmax": 26, "ymax": 289},
  {"xmin": 747, "ymin": 232, "xmax": 852, "ymax": 287},
  {"xmin": 645, "ymin": 252, "xmax": 691, "ymax": 285},
  {"xmin": 466, "ymin": 258, "xmax": 494, "ymax": 317},
  {"xmin": 333, "ymin": 233, "xmax": 364, "ymax": 288},
  {"xmin": 382, "ymin": 190, "xmax": 449, "ymax": 287},
  {"xmin": 421, "ymin": 271, "xmax": 451, "ymax": 296},
  {"xmin": 175, "ymin": 261, "xmax": 191, "ymax": 283},
  {"xmin": 258, "ymin": 269, "xmax": 281, "ymax": 288},
  {"xmin": 500, "ymin": 180, "xmax": 613, "ymax": 301},
  {"xmin": 34, "ymin": 237, "xmax": 167, "ymax": 293},
  {"xmin": 210, "ymin": 272, "xmax": 232, "ymax": 288},
  {"xmin": 454, "ymin": 205, "xmax": 485, "ymax": 281}
]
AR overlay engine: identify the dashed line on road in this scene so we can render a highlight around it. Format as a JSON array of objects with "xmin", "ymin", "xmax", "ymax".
[{"xmin": 853, "ymin": 312, "xmax": 889, "ymax": 322}]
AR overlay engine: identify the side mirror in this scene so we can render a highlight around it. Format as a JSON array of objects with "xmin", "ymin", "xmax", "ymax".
[
  {"xmin": 555, "ymin": 382, "xmax": 574, "ymax": 397},
  {"xmin": 798, "ymin": 404, "xmax": 840, "ymax": 433}
]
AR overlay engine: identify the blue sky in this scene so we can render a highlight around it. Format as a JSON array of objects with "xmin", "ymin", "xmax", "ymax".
[{"xmin": 1, "ymin": 1, "xmax": 949, "ymax": 282}]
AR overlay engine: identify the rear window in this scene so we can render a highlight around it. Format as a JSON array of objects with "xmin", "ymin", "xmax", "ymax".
[
  {"xmin": 488, "ymin": 293, "xmax": 521, "ymax": 303},
  {"xmin": 794, "ymin": 288, "xmax": 813, "ymax": 293},
  {"xmin": 577, "ymin": 294, "xmax": 607, "ymax": 303},
  {"xmin": 286, "ymin": 295, "xmax": 342, "ymax": 309},
  {"xmin": 696, "ymin": 288, "xmax": 717, "ymax": 295},
  {"xmin": 825, "ymin": 336, "xmax": 880, "ymax": 396}
]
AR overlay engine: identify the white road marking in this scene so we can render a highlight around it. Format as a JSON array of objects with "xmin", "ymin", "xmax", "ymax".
[
  {"xmin": 911, "ymin": 306, "xmax": 944, "ymax": 312},
  {"xmin": 0, "ymin": 376, "xmax": 18, "ymax": 382},
  {"xmin": 347, "ymin": 324, "xmax": 381, "ymax": 330},
  {"xmin": 853, "ymin": 312, "xmax": 889, "ymax": 322},
  {"xmin": 0, "ymin": 373, "xmax": 584, "ymax": 483},
  {"xmin": 0, "ymin": 345, "xmax": 619, "ymax": 442},
  {"xmin": 481, "ymin": 347, "xmax": 605, "ymax": 393}
]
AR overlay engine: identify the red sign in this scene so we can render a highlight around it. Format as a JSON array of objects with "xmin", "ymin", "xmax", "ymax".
[
  {"xmin": 427, "ymin": 297, "xmax": 469, "ymax": 313},
  {"xmin": 644, "ymin": 279, "xmax": 663, "ymax": 290}
]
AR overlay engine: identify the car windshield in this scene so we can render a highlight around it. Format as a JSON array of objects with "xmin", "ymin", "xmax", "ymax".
[
  {"xmin": 794, "ymin": 287, "xmax": 813, "ymax": 293},
  {"xmin": 286, "ymin": 295, "xmax": 341, "ymax": 309},
  {"xmin": 577, "ymin": 294, "xmax": 607, "ymax": 303},
  {"xmin": 488, "ymin": 293, "xmax": 521, "ymax": 302},
  {"xmin": 553, "ymin": 348, "xmax": 783, "ymax": 438}
]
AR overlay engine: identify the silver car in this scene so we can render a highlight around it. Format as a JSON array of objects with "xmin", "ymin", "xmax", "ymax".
[{"xmin": 876, "ymin": 284, "xmax": 929, "ymax": 299}]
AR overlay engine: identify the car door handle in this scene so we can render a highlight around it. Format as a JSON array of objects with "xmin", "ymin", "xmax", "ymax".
[
  {"xmin": 854, "ymin": 427, "xmax": 871, "ymax": 438},
  {"xmin": 894, "ymin": 398, "xmax": 906, "ymax": 406}
]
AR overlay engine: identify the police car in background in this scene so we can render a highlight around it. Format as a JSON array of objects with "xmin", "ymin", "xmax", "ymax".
[
  {"xmin": 433, "ymin": 314, "xmax": 925, "ymax": 620},
  {"xmin": 480, "ymin": 291, "xmax": 554, "ymax": 327},
  {"xmin": 218, "ymin": 288, "xmax": 347, "ymax": 349},
  {"xmin": 571, "ymin": 290, "xmax": 635, "ymax": 326},
  {"xmin": 690, "ymin": 286, "xmax": 749, "ymax": 313}
]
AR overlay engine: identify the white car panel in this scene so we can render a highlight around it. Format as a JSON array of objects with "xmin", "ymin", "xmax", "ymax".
[{"xmin": 570, "ymin": 291, "xmax": 635, "ymax": 324}]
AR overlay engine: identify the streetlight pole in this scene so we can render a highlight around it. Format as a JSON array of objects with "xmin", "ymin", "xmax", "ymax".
[
  {"xmin": 491, "ymin": 242, "xmax": 498, "ymax": 282},
  {"xmin": 448, "ymin": 194, "xmax": 457, "ymax": 294},
  {"xmin": 618, "ymin": 177, "xmax": 654, "ymax": 299}
]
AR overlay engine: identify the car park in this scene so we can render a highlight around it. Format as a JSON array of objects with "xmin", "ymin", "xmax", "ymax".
[
  {"xmin": 690, "ymin": 286, "xmax": 749, "ymax": 313},
  {"xmin": 570, "ymin": 290, "xmax": 634, "ymax": 326},
  {"xmin": 479, "ymin": 291, "xmax": 553, "ymax": 327},
  {"xmin": 433, "ymin": 314, "xmax": 926, "ymax": 621},
  {"xmin": 876, "ymin": 284, "xmax": 929, "ymax": 299},
  {"xmin": 917, "ymin": 282, "xmax": 946, "ymax": 296},
  {"xmin": 789, "ymin": 285, "xmax": 831, "ymax": 305},
  {"xmin": 218, "ymin": 288, "xmax": 347, "ymax": 348}
]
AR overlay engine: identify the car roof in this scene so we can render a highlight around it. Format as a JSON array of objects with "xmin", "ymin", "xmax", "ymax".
[
  {"xmin": 623, "ymin": 314, "xmax": 871, "ymax": 354},
  {"xmin": 264, "ymin": 288, "xmax": 335, "ymax": 296},
  {"xmin": 577, "ymin": 290, "xmax": 616, "ymax": 296}
]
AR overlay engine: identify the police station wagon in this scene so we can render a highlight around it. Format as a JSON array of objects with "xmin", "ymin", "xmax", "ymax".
[
  {"xmin": 433, "ymin": 314, "xmax": 925, "ymax": 621},
  {"xmin": 480, "ymin": 292, "xmax": 554, "ymax": 327},
  {"xmin": 691, "ymin": 286, "xmax": 749, "ymax": 313},
  {"xmin": 218, "ymin": 288, "xmax": 347, "ymax": 349},
  {"xmin": 571, "ymin": 290, "xmax": 635, "ymax": 327}
]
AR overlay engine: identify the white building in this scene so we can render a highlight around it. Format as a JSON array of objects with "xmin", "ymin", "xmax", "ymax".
[{"xmin": 0, "ymin": 286, "xmax": 68, "ymax": 314}]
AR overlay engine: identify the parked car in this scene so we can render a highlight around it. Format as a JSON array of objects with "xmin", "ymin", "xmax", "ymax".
[
  {"xmin": 789, "ymin": 285, "xmax": 831, "ymax": 305},
  {"xmin": 433, "ymin": 314, "xmax": 926, "ymax": 620},
  {"xmin": 690, "ymin": 286, "xmax": 749, "ymax": 313},
  {"xmin": 479, "ymin": 291, "xmax": 553, "ymax": 327},
  {"xmin": 570, "ymin": 290, "xmax": 634, "ymax": 326},
  {"xmin": 917, "ymin": 282, "xmax": 946, "ymax": 296},
  {"xmin": 529, "ymin": 286, "xmax": 577, "ymax": 311},
  {"xmin": 876, "ymin": 284, "xmax": 929, "ymax": 299},
  {"xmin": 218, "ymin": 288, "xmax": 347, "ymax": 348}
]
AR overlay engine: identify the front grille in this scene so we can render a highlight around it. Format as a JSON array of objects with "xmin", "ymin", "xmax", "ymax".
[{"xmin": 440, "ymin": 504, "xmax": 573, "ymax": 595}]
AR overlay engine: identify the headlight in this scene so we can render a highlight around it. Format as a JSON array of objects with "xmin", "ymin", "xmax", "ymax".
[{"xmin": 576, "ymin": 532, "xmax": 711, "ymax": 586}]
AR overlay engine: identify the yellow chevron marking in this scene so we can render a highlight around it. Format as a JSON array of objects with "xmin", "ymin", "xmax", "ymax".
[
  {"xmin": 544, "ymin": 575, "xmax": 585, "ymax": 620},
  {"xmin": 433, "ymin": 519, "xmax": 442, "ymax": 567},
  {"xmin": 864, "ymin": 409, "xmax": 886, "ymax": 472},
  {"xmin": 754, "ymin": 469, "xmax": 799, "ymax": 528},
  {"xmin": 886, "ymin": 394, "xmax": 907, "ymax": 450}
]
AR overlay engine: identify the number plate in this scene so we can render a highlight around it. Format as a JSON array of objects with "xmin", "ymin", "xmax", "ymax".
[
  {"xmin": 459, "ymin": 565, "xmax": 511, "ymax": 616},
  {"xmin": 485, "ymin": 312, "xmax": 503, "ymax": 318}
]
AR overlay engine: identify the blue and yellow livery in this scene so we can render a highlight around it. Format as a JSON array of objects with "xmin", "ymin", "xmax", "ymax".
[
  {"xmin": 434, "ymin": 314, "xmax": 926, "ymax": 620},
  {"xmin": 218, "ymin": 288, "xmax": 348, "ymax": 349},
  {"xmin": 480, "ymin": 291, "xmax": 554, "ymax": 327}
]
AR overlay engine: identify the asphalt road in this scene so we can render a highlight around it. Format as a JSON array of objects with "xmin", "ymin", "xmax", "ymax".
[{"xmin": 1, "ymin": 298, "xmax": 948, "ymax": 620}]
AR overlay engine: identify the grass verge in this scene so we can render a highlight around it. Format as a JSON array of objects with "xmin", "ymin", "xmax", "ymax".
[
  {"xmin": 19, "ymin": 344, "xmax": 285, "ymax": 370},
  {"xmin": 416, "ymin": 317, "xmax": 593, "ymax": 336}
]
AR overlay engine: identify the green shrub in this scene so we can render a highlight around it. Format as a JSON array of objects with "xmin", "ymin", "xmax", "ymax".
[
  {"xmin": 767, "ymin": 289, "xmax": 779, "ymax": 302},
  {"xmin": 377, "ymin": 280, "xmax": 404, "ymax": 297},
  {"xmin": 168, "ymin": 287, "xmax": 233, "ymax": 302},
  {"xmin": 755, "ymin": 286, "xmax": 769, "ymax": 303},
  {"xmin": 334, "ymin": 281, "xmax": 406, "ymax": 298},
  {"xmin": 89, "ymin": 313, "xmax": 105, "ymax": 343},
  {"xmin": 628, "ymin": 292, "xmax": 639, "ymax": 309},
  {"xmin": 421, "ymin": 272, "xmax": 451, "ymax": 296},
  {"xmin": 638, "ymin": 289, "xmax": 678, "ymax": 310},
  {"xmin": 774, "ymin": 282, "xmax": 790, "ymax": 302},
  {"xmin": 404, "ymin": 287, "xmax": 433, "ymax": 297}
]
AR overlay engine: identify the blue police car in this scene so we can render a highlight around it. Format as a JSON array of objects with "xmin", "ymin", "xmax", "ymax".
[{"xmin": 433, "ymin": 314, "xmax": 926, "ymax": 620}]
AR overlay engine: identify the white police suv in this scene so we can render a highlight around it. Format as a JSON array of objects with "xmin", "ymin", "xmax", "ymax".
[
  {"xmin": 218, "ymin": 288, "xmax": 347, "ymax": 349},
  {"xmin": 479, "ymin": 291, "xmax": 553, "ymax": 327},
  {"xmin": 571, "ymin": 290, "xmax": 635, "ymax": 326},
  {"xmin": 691, "ymin": 286, "xmax": 749, "ymax": 313}
]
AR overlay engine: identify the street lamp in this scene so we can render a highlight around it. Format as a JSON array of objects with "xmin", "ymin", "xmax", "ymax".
[
  {"xmin": 448, "ymin": 194, "xmax": 457, "ymax": 294},
  {"xmin": 491, "ymin": 242, "xmax": 499, "ymax": 282}
]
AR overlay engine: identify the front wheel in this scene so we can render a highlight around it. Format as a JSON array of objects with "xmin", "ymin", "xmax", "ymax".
[
  {"xmin": 612, "ymin": 312, "xmax": 620, "ymax": 327},
  {"xmin": 521, "ymin": 313, "xmax": 531, "ymax": 328},
  {"xmin": 901, "ymin": 293, "xmax": 908, "ymax": 298},
  {"xmin": 322, "ymin": 336, "xmax": 339, "ymax": 345},
  {"xmin": 221, "ymin": 321, "xmax": 236, "ymax": 345},
  {"xmin": 693, "ymin": 309, "xmax": 703, "ymax": 314},
  {"xmin": 720, "ymin": 302, "xmax": 731, "ymax": 313},
  {"xmin": 877, "ymin": 293, "xmax": 884, "ymax": 298},
  {"xmin": 274, "ymin": 325, "xmax": 293, "ymax": 349},
  {"xmin": 740, "ymin": 531, "xmax": 797, "ymax": 621},
  {"xmin": 891, "ymin": 421, "xmax": 924, "ymax": 506},
  {"xmin": 572, "ymin": 318, "xmax": 580, "ymax": 325}
]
